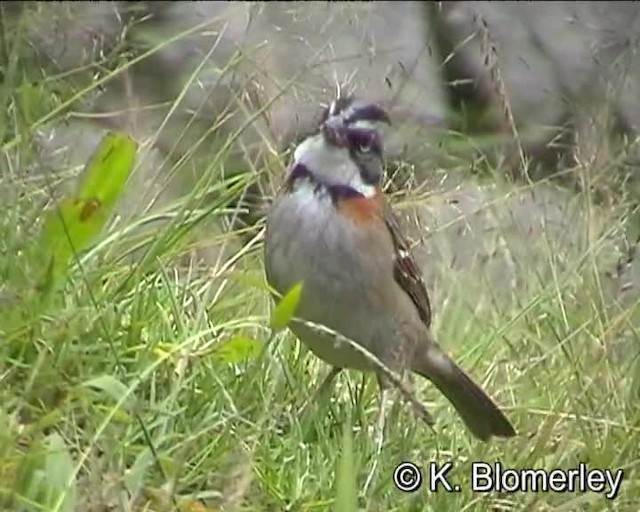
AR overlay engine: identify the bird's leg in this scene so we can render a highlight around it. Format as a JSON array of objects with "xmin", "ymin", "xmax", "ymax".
[
  {"xmin": 402, "ymin": 373, "xmax": 433, "ymax": 426},
  {"xmin": 363, "ymin": 374, "xmax": 393, "ymax": 494},
  {"xmin": 374, "ymin": 385, "xmax": 391, "ymax": 452}
]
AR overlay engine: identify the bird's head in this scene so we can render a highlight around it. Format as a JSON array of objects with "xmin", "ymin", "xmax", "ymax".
[{"xmin": 289, "ymin": 96, "xmax": 391, "ymax": 198}]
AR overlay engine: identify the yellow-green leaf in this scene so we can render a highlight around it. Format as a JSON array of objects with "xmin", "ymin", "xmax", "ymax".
[
  {"xmin": 212, "ymin": 335, "xmax": 263, "ymax": 364},
  {"xmin": 270, "ymin": 282, "xmax": 303, "ymax": 330},
  {"xmin": 38, "ymin": 131, "xmax": 137, "ymax": 293},
  {"xmin": 40, "ymin": 197, "xmax": 107, "ymax": 289}
]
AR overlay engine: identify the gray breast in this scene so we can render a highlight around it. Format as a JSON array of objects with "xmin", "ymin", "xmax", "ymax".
[
  {"xmin": 264, "ymin": 184, "xmax": 387, "ymax": 370},
  {"xmin": 265, "ymin": 182, "xmax": 353, "ymax": 296}
]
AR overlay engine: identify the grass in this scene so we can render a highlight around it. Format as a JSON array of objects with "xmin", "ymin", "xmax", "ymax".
[{"xmin": 1, "ymin": 5, "xmax": 640, "ymax": 511}]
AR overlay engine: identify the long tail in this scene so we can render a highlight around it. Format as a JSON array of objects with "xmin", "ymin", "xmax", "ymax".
[{"xmin": 411, "ymin": 342, "xmax": 516, "ymax": 441}]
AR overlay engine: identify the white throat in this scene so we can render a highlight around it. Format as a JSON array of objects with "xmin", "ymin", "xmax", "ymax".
[{"xmin": 292, "ymin": 134, "xmax": 376, "ymax": 198}]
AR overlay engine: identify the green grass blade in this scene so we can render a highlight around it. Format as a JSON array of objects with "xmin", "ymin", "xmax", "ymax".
[{"xmin": 334, "ymin": 417, "xmax": 358, "ymax": 512}]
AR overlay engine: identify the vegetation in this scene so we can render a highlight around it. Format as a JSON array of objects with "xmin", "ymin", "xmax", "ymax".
[{"xmin": 1, "ymin": 5, "xmax": 639, "ymax": 511}]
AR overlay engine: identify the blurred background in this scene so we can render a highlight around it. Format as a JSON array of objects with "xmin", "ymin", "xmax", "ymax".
[{"xmin": 6, "ymin": 1, "xmax": 639, "ymax": 305}]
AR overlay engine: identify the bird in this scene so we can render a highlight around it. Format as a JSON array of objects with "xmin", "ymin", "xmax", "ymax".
[{"xmin": 263, "ymin": 96, "xmax": 516, "ymax": 442}]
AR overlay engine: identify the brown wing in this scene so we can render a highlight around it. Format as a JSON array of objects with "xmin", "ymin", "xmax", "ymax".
[{"xmin": 383, "ymin": 203, "xmax": 432, "ymax": 328}]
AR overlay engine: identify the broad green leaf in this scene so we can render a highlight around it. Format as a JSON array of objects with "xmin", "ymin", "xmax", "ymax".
[
  {"xmin": 270, "ymin": 282, "xmax": 303, "ymax": 330},
  {"xmin": 81, "ymin": 374, "xmax": 134, "ymax": 411},
  {"xmin": 334, "ymin": 419, "xmax": 357, "ymax": 512},
  {"xmin": 212, "ymin": 335, "xmax": 263, "ymax": 364},
  {"xmin": 124, "ymin": 448, "xmax": 153, "ymax": 497},
  {"xmin": 38, "ymin": 131, "xmax": 137, "ymax": 293},
  {"xmin": 15, "ymin": 433, "xmax": 77, "ymax": 512},
  {"xmin": 45, "ymin": 433, "xmax": 77, "ymax": 512}
]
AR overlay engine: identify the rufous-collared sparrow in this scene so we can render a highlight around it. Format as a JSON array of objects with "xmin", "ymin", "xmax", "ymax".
[{"xmin": 264, "ymin": 96, "xmax": 515, "ymax": 441}]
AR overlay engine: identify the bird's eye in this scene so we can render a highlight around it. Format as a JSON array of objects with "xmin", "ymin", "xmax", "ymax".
[{"xmin": 348, "ymin": 129, "xmax": 380, "ymax": 156}]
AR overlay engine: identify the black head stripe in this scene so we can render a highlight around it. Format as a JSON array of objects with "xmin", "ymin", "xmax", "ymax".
[
  {"xmin": 321, "ymin": 96, "xmax": 355, "ymax": 124},
  {"xmin": 344, "ymin": 103, "xmax": 391, "ymax": 126},
  {"xmin": 322, "ymin": 97, "xmax": 391, "ymax": 127}
]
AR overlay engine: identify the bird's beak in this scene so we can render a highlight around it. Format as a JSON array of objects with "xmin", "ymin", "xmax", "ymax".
[{"xmin": 322, "ymin": 114, "xmax": 349, "ymax": 148}]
